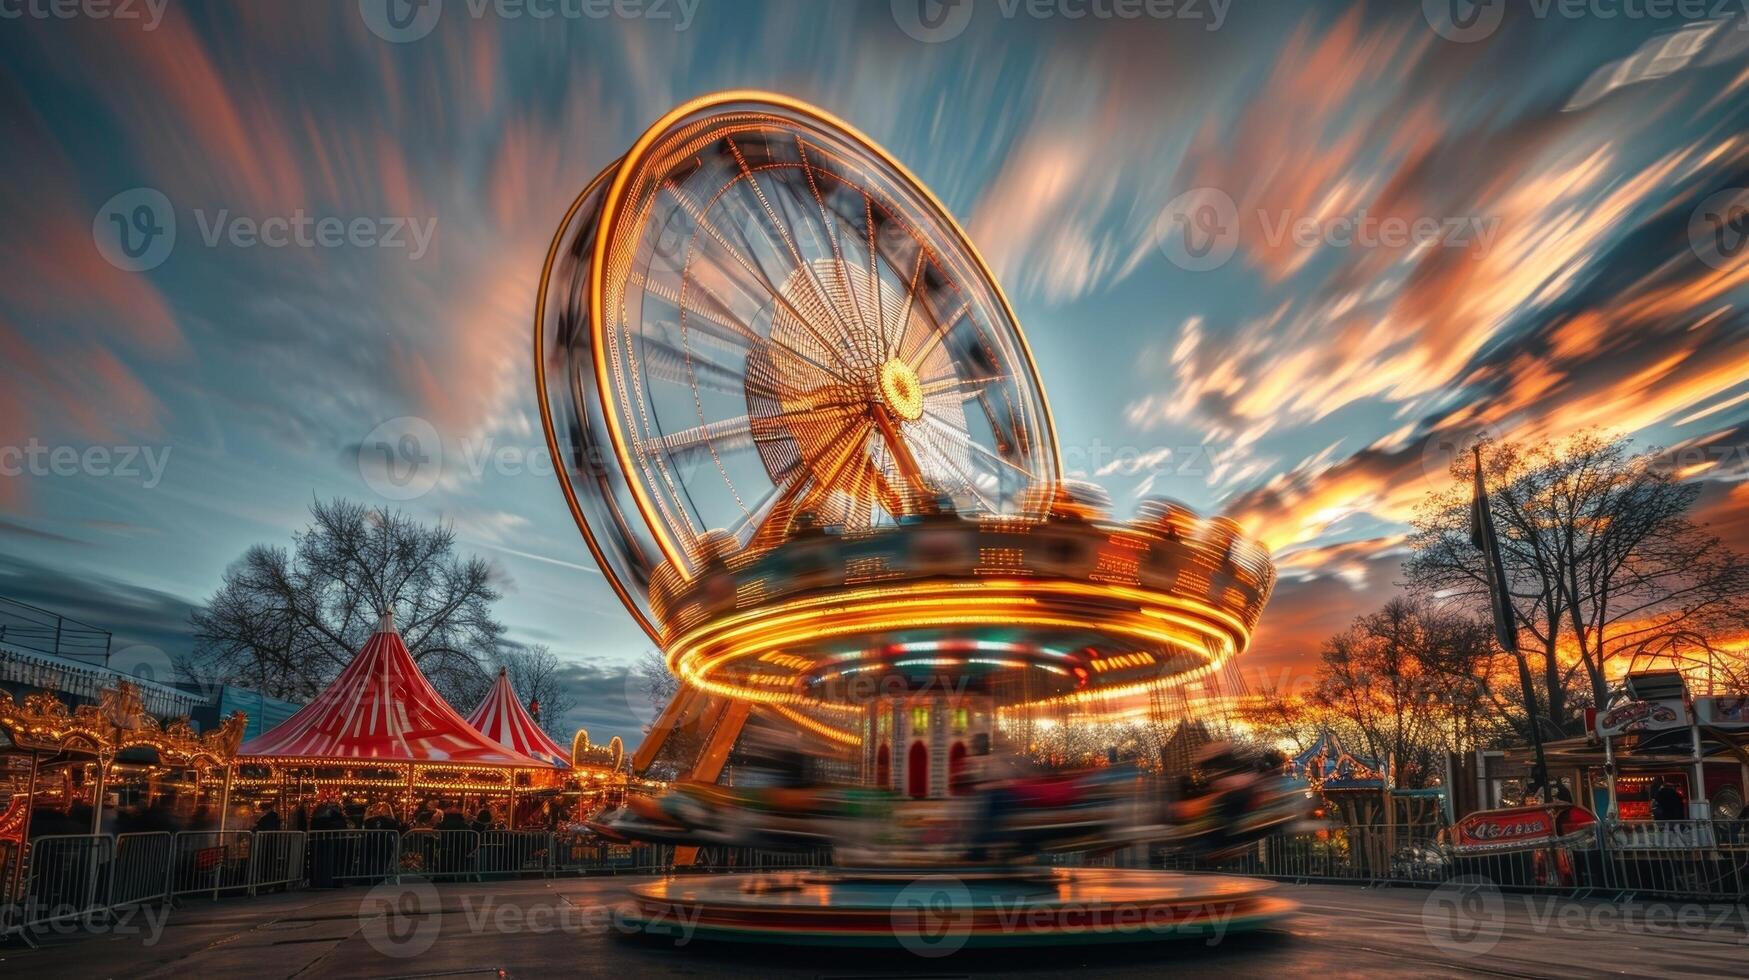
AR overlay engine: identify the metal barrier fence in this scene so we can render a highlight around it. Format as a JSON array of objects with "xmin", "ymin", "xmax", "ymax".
[
  {"xmin": 1156, "ymin": 819, "xmax": 1749, "ymax": 901},
  {"xmin": 112, "ymin": 832, "xmax": 174, "ymax": 908},
  {"xmin": 0, "ymin": 828, "xmax": 826, "ymax": 941},
  {"xmin": 170, "ymin": 832, "xmax": 253, "ymax": 900},
  {"xmin": 477, "ymin": 830, "xmax": 553, "ymax": 876},
  {"xmin": 248, "ymin": 831, "xmax": 306, "ymax": 893},
  {"xmin": 306, "ymin": 829, "xmax": 399, "ymax": 885},
  {"xmin": 397, "ymin": 830, "xmax": 481, "ymax": 880},
  {"xmin": 15, "ymin": 834, "xmax": 114, "ymax": 931},
  {"xmin": 551, "ymin": 835, "xmax": 671, "ymax": 874}
]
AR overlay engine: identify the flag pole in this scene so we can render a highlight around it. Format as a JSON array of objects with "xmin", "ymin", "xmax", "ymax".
[{"xmin": 1471, "ymin": 446, "xmax": 1550, "ymax": 800}]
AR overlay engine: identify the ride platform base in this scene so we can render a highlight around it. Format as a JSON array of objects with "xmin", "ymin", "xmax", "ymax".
[{"xmin": 624, "ymin": 867, "xmax": 1293, "ymax": 949}]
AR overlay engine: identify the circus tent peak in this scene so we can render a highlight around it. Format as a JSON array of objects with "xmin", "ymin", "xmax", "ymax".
[
  {"xmin": 467, "ymin": 668, "xmax": 571, "ymax": 768},
  {"xmin": 238, "ymin": 611, "xmax": 549, "ymax": 767}
]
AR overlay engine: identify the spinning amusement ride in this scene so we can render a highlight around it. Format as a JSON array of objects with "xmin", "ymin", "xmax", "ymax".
[{"xmin": 536, "ymin": 92, "xmax": 1294, "ymax": 947}]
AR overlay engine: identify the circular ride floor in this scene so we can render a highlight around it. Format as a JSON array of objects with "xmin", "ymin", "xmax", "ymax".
[{"xmin": 624, "ymin": 868, "xmax": 1294, "ymax": 950}]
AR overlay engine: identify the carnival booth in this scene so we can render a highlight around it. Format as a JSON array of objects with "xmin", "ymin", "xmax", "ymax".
[
  {"xmin": 231, "ymin": 613, "xmax": 556, "ymax": 830},
  {"xmin": 464, "ymin": 668, "xmax": 599, "ymax": 828}
]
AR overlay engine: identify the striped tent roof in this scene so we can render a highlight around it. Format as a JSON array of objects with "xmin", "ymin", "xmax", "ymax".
[
  {"xmin": 466, "ymin": 668, "xmax": 571, "ymax": 769},
  {"xmin": 238, "ymin": 612, "xmax": 548, "ymax": 767}
]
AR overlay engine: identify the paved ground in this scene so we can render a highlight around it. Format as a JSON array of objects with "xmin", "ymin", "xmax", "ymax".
[{"xmin": 4, "ymin": 874, "xmax": 1746, "ymax": 978}]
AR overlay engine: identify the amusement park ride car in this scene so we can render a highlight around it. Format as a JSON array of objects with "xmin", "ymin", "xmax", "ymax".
[{"xmin": 536, "ymin": 91, "xmax": 1301, "ymax": 947}]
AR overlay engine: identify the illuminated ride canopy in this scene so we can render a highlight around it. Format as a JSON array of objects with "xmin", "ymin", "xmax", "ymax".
[{"xmin": 537, "ymin": 92, "xmax": 1275, "ymax": 726}]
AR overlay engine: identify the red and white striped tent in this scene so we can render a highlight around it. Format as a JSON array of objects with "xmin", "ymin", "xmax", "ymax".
[
  {"xmin": 238, "ymin": 612, "xmax": 548, "ymax": 768},
  {"xmin": 466, "ymin": 668, "xmax": 571, "ymax": 769}
]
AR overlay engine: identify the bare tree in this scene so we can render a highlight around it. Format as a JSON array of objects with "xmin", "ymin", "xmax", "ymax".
[
  {"xmin": 1408, "ymin": 432, "xmax": 1749, "ymax": 720},
  {"xmin": 186, "ymin": 498, "xmax": 506, "ymax": 704},
  {"xmin": 1309, "ymin": 598, "xmax": 1490, "ymax": 787},
  {"xmin": 1234, "ymin": 684, "xmax": 1320, "ymax": 755}
]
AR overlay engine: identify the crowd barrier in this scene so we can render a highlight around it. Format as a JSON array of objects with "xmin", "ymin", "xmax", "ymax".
[
  {"xmin": 20, "ymin": 817, "xmax": 1735, "ymax": 939},
  {"xmin": 1156, "ymin": 818, "xmax": 1749, "ymax": 901},
  {"xmin": 1, "ymin": 828, "xmax": 827, "ymax": 939}
]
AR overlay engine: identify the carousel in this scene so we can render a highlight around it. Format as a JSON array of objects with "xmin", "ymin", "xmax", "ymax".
[
  {"xmin": 230, "ymin": 612, "xmax": 560, "ymax": 828},
  {"xmin": 535, "ymin": 91, "xmax": 1297, "ymax": 947},
  {"xmin": 0, "ymin": 682, "xmax": 245, "ymax": 904}
]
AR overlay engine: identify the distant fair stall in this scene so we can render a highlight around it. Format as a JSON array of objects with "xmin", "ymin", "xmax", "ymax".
[
  {"xmin": 464, "ymin": 667, "xmax": 638, "ymax": 825},
  {"xmin": 230, "ymin": 613, "xmax": 557, "ymax": 828}
]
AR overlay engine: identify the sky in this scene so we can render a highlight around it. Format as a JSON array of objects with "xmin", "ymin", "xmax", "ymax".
[{"xmin": 2, "ymin": 1, "xmax": 1748, "ymax": 745}]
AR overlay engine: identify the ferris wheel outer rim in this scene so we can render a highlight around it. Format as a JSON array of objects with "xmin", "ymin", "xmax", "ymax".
[
  {"xmin": 586, "ymin": 89, "xmax": 1063, "ymax": 581},
  {"xmin": 533, "ymin": 157, "xmax": 664, "ymax": 644}
]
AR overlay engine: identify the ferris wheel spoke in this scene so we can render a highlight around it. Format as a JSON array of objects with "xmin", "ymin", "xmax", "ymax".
[
  {"xmin": 919, "ymin": 372, "xmax": 1004, "ymax": 400},
  {"xmin": 725, "ymin": 140, "xmax": 866, "ymax": 363},
  {"xmin": 905, "ymin": 301, "xmax": 969, "ymax": 370},
  {"xmin": 917, "ymin": 412, "xmax": 1034, "ymax": 479},
  {"xmin": 634, "ymin": 271, "xmax": 760, "ymax": 350},
  {"xmin": 862, "ymin": 193, "xmax": 892, "ymax": 362},
  {"xmin": 663, "ymin": 178, "xmax": 860, "ymax": 383},
  {"xmin": 750, "ymin": 414, "xmax": 873, "ymax": 538},
  {"xmin": 891, "ymin": 246, "xmax": 929, "ymax": 365},
  {"xmin": 796, "ymin": 138, "xmax": 878, "ymax": 365},
  {"xmin": 910, "ymin": 428, "xmax": 999, "ymax": 512}
]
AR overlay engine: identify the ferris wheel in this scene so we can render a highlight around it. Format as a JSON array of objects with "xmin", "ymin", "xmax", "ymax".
[{"xmin": 538, "ymin": 93, "xmax": 1059, "ymax": 637}]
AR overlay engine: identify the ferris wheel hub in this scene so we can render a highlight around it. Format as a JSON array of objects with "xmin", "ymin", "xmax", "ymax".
[{"xmin": 877, "ymin": 358, "xmax": 924, "ymax": 422}]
